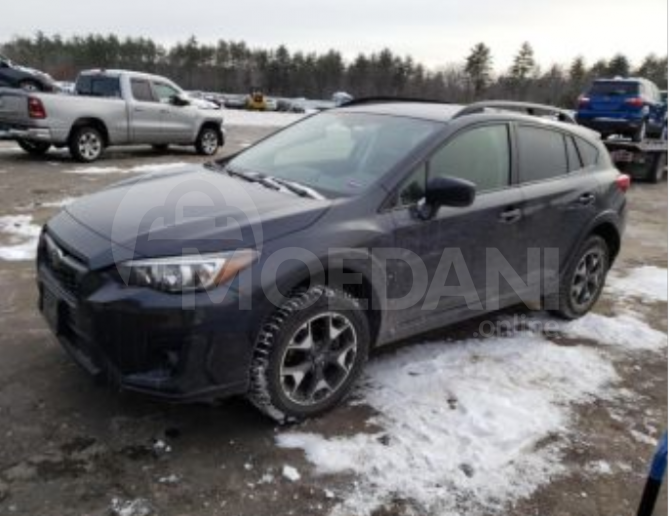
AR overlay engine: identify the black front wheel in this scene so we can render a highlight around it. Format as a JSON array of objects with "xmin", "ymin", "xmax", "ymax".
[
  {"xmin": 248, "ymin": 286, "xmax": 370, "ymax": 422},
  {"xmin": 551, "ymin": 235, "xmax": 610, "ymax": 320},
  {"xmin": 17, "ymin": 139, "xmax": 51, "ymax": 156}
]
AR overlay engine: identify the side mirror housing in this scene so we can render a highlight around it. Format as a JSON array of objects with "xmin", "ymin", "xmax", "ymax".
[
  {"xmin": 415, "ymin": 176, "xmax": 476, "ymax": 220},
  {"xmin": 170, "ymin": 94, "xmax": 190, "ymax": 107}
]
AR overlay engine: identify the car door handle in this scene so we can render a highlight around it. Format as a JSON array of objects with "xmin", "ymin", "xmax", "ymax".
[
  {"xmin": 498, "ymin": 208, "xmax": 522, "ymax": 224},
  {"xmin": 576, "ymin": 193, "xmax": 595, "ymax": 206}
]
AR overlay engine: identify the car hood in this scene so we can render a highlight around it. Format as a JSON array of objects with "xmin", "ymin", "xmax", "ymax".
[{"xmin": 56, "ymin": 165, "xmax": 330, "ymax": 268}]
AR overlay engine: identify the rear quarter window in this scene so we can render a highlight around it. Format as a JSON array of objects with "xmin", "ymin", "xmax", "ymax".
[
  {"xmin": 76, "ymin": 76, "xmax": 121, "ymax": 98},
  {"xmin": 518, "ymin": 126, "xmax": 568, "ymax": 183},
  {"xmin": 575, "ymin": 138, "xmax": 599, "ymax": 167}
]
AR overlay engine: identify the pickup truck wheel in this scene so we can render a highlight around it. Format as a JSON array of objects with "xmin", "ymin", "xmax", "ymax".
[
  {"xmin": 69, "ymin": 126, "xmax": 104, "ymax": 162},
  {"xmin": 17, "ymin": 139, "xmax": 51, "ymax": 156},
  {"xmin": 195, "ymin": 127, "xmax": 220, "ymax": 156},
  {"xmin": 550, "ymin": 235, "xmax": 609, "ymax": 320},
  {"xmin": 248, "ymin": 286, "xmax": 370, "ymax": 422}
]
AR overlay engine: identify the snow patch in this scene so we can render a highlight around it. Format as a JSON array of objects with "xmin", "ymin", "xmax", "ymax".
[
  {"xmin": 0, "ymin": 215, "xmax": 41, "ymax": 261},
  {"xmin": 561, "ymin": 313, "xmax": 667, "ymax": 351},
  {"xmin": 282, "ymin": 465, "xmax": 301, "ymax": 482},
  {"xmin": 110, "ymin": 498, "xmax": 153, "ymax": 516},
  {"xmin": 224, "ymin": 110, "xmax": 307, "ymax": 127},
  {"xmin": 65, "ymin": 162, "xmax": 190, "ymax": 175},
  {"xmin": 40, "ymin": 197, "xmax": 78, "ymax": 209},
  {"xmin": 606, "ymin": 266, "xmax": 668, "ymax": 302},
  {"xmin": 278, "ymin": 333, "xmax": 617, "ymax": 515}
]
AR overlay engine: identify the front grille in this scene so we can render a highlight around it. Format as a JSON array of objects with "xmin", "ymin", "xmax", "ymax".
[{"xmin": 40, "ymin": 232, "xmax": 87, "ymax": 298}]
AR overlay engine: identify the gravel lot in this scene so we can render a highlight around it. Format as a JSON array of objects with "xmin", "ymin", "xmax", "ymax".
[{"xmin": 0, "ymin": 122, "xmax": 666, "ymax": 516}]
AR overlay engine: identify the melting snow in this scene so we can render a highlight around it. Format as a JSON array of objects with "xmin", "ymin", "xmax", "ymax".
[
  {"xmin": 65, "ymin": 162, "xmax": 190, "ymax": 175},
  {"xmin": 606, "ymin": 266, "xmax": 668, "ymax": 302},
  {"xmin": 223, "ymin": 110, "xmax": 307, "ymax": 127},
  {"xmin": 0, "ymin": 215, "xmax": 41, "ymax": 261},
  {"xmin": 561, "ymin": 313, "xmax": 667, "ymax": 352},
  {"xmin": 278, "ymin": 333, "xmax": 618, "ymax": 515},
  {"xmin": 282, "ymin": 465, "xmax": 301, "ymax": 482}
]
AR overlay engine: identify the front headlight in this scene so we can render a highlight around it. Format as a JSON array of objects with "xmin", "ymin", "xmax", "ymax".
[{"xmin": 118, "ymin": 250, "xmax": 259, "ymax": 293}]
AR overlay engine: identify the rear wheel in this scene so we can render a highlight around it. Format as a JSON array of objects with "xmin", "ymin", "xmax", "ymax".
[
  {"xmin": 248, "ymin": 286, "xmax": 370, "ymax": 422},
  {"xmin": 17, "ymin": 139, "xmax": 51, "ymax": 156},
  {"xmin": 69, "ymin": 126, "xmax": 104, "ymax": 162},
  {"xmin": 647, "ymin": 153, "xmax": 667, "ymax": 184},
  {"xmin": 195, "ymin": 127, "xmax": 220, "ymax": 156},
  {"xmin": 551, "ymin": 235, "xmax": 610, "ymax": 320}
]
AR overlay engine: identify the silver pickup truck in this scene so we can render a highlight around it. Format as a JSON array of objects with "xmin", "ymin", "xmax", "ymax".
[{"xmin": 0, "ymin": 69, "xmax": 225, "ymax": 162}]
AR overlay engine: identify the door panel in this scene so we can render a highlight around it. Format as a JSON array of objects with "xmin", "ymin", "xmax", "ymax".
[
  {"xmin": 390, "ymin": 187, "xmax": 526, "ymax": 327},
  {"xmin": 128, "ymin": 79, "xmax": 164, "ymax": 143}
]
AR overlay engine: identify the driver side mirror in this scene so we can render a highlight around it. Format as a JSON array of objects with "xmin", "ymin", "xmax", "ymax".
[
  {"xmin": 170, "ymin": 94, "xmax": 190, "ymax": 107},
  {"xmin": 415, "ymin": 176, "xmax": 476, "ymax": 220}
]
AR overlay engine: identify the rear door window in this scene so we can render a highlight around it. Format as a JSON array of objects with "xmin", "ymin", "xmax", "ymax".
[
  {"xmin": 518, "ymin": 126, "xmax": 568, "ymax": 183},
  {"xmin": 76, "ymin": 76, "xmax": 121, "ymax": 98},
  {"xmin": 131, "ymin": 79, "xmax": 156, "ymax": 102},
  {"xmin": 575, "ymin": 137, "xmax": 599, "ymax": 167},
  {"xmin": 566, "ymin": 136, "xmax": 582, "ymax": 172}
]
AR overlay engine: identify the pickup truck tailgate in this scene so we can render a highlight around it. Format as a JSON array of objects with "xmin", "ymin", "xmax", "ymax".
[{"xmin": 0, "ymin": 89, "xmax": 29, "ymax": 124}]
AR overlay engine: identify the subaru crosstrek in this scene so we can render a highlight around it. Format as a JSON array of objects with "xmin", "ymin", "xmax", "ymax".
[
  {"xmin": 37, "ymin": 100, "xmax": 628, "ymax": 421},
  {"xmin": 576, "ymin": 77, "xmax": 667, "ymax": 141}
]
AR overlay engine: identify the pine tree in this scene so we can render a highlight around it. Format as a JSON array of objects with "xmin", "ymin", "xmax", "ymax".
[
  {"xmin": 607, "ymin": 53, "xmax": 631, "ymax": 77},
  {"xmin": 510, "ymin": 42, "xmax": 536, "ymax": 81},
  {"xmin": 465, "ymin": 43, "xmax": 492, "ymax": 97}
]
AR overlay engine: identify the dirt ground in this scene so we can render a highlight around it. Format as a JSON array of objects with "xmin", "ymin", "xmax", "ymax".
[{"xmin": 0, "ymin": 128, "xmax": 666, "ymax": 516}]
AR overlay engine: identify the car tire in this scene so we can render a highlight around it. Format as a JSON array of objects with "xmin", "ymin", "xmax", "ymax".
[
  {"xmin": 248, "ymin": 286, "xmax": 370, "ymax": 422},
  {"xmin": 551, "ymin": 235, "xmax": 610, "ymax": 320},
  {"xmin": 69, "ymin": 126, "xmax": 104, "ymax": 163},
  {"xmin": 18, "ymin": 80, "xmax": 41, "ymax": 92},
  {"xmin": 195, "ymin": 127, "xmax": 220, "ymax": 156},
  {"xmin": 647, "ymin": 152, "xmax": 667, "ymax": 184},
  {"xmin": 17, "ymin": 139, "xmax": 51, "ymax": 156},
  {"xmin": 152, "ymin": 144, "xmax": 169, "ymax": 152},
  {"xmin": 633, "ymin": 120, "xmax": 648, "ymax": 142}
]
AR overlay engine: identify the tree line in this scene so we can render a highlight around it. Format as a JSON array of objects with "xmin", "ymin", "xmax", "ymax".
[{"xmin": 1, "ymin": 33, "xmax": 667, "ymax": 107}]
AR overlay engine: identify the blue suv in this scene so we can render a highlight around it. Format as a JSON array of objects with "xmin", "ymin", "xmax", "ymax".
[{"xmin": 576, "ymin": 78, "xmax": 667, "ymax": 141}]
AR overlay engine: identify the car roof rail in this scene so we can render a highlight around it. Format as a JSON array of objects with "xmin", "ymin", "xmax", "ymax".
[
  {"xmin": 453, "ymin": 101, "xmax": 576, "ymax": 124},
  {"xmin": 341, "ymin": 96, "xmax": 454, "ymax": 107}
]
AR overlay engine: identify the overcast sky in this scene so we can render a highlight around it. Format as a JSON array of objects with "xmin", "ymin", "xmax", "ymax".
[{"xmin": 1, "ymin": 0, "xmax": 667, "ymax": 70}]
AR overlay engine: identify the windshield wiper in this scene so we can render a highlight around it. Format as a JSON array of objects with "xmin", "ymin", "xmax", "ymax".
[
  {"xmin": 268, "ymin": 177, "xmax": 324, "ymax": 200},
  {"xmin": 223, "ymin": 166, "xmax": 323, "ymax": 200}
]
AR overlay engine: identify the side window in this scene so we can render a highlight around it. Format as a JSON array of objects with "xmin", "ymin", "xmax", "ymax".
[
  {"xmin": 518, "ymin": 126, "xmax": 568, "ymax": 183},
  {"xmin": 566, "ymin": 136, "xmax": 582, "ymax": 172},
  {"xmin": 429, "ymin": 125, "xmax": 510, "ymax": 191},
  {"xmin": 153, "ymin": 82, "xmax": 180, "ymax": 103},
  {"xmin": 575, "ymin": 137, "xmax": 599, "ymax": 167},
  {"xmin": 397, "ymin": 164, "xmax": 427, "ymax": 206},
  {"xmin": 131, "ymin": 79, "xmax": 156, "ymax": 102},
  {"xmin": 76, "ymin": 76, "xmax": 121, "ymax": 98}
]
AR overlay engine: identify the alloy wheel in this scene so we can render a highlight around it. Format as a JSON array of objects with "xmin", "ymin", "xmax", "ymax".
[
  {"xmin": 570, "ymin": 248, "xmax": 605, "ymax": 309},
  {"xmin": 201, "ymin": 131, "xmax": 219, "ymax": 155},
  {"xmin": 279, "ymin": 312, "xmax": 358, "ymax": 406},
  {"xmin": 78, "ymin": 131, "xmax": 102, "ymax": 161}
]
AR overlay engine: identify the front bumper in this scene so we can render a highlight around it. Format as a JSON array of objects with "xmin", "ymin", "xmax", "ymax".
[{"xmin": 36, "ymin": 231, "xmax": 256, "ymax": 402}]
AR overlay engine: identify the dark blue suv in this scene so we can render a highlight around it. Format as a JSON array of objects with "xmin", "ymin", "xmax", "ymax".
[{"xmin": 576, "ymin": 78, "xmax": 667, "ymax": 141}]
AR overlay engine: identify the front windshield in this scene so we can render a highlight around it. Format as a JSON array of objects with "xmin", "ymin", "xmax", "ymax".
[{"xmin": 227, "ymin": 112, "xmax": 441, "ymax": 197}]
